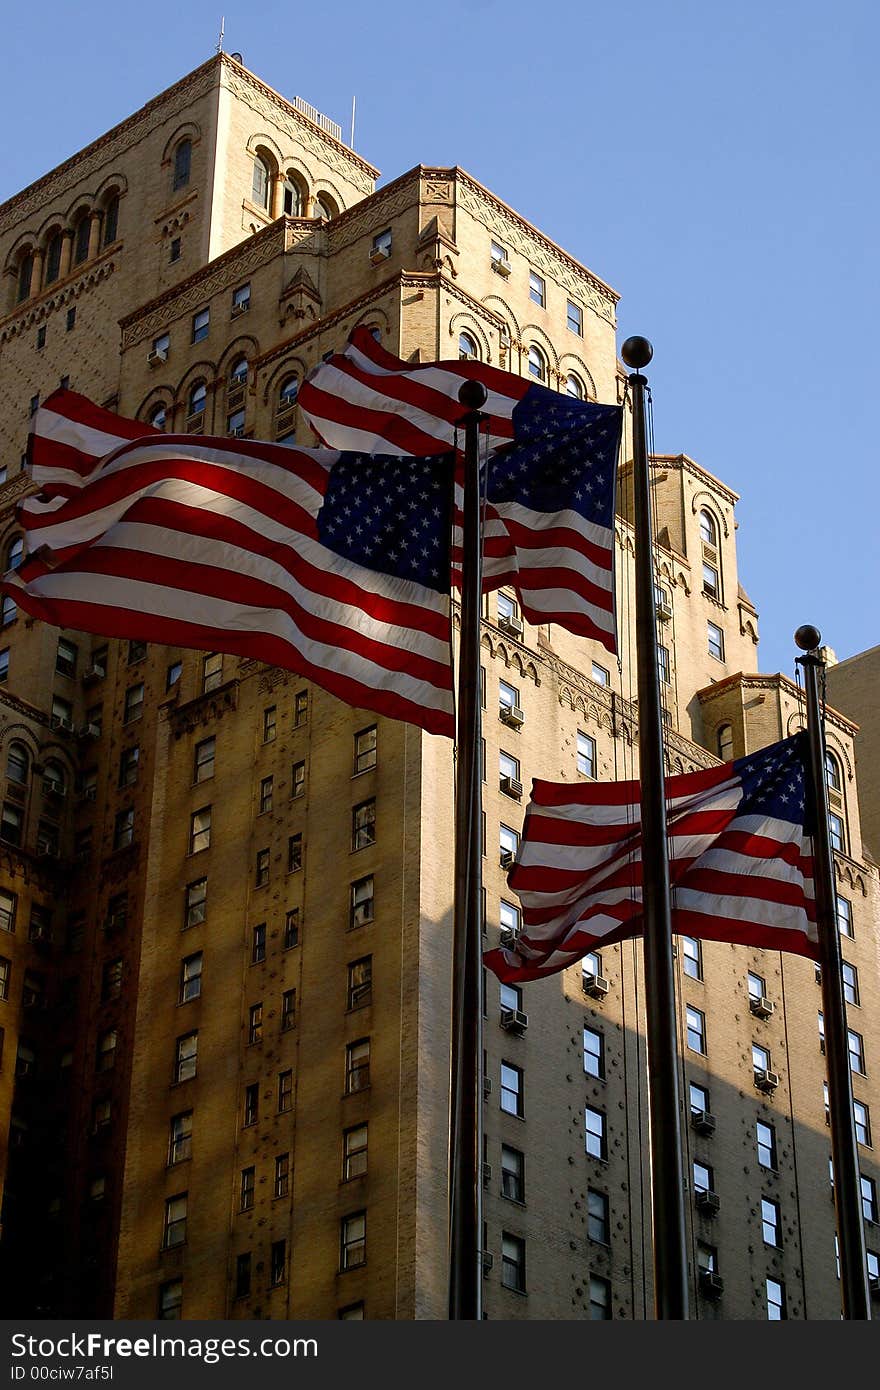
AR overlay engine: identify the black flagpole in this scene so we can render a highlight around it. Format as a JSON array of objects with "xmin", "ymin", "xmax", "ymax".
[
  {"xmin": 794, "ymin": 625, "xmax": 871, "ymax": 1319},
  {"xmin": 448, "ymin": 380, "xmax": 487, "ymax": 1319},
  {"xmin": 621, "ymin": 336, "xmax": 689, "ymax": 1319}
]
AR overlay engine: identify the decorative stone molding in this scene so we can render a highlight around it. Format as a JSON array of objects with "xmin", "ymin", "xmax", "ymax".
[
  {"xmin": 168, "ymin": 679, "xmax": 240, "ymax": 737},
  {"xmin": 325, "ymin": 172, "xmax": 423, "ymax": 254},
  {"xmin": 0, "ymin": 253, "xmax": 117, "ymax": 342}
]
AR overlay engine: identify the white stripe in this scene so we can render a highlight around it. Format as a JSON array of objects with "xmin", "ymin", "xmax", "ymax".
[
  {"xmin": 31, "ymin": 409, "xmax": 132, "ymax": 476},
  {"xmin": 673, "ymin": 887, "xmax": 814, "ymax": 934},
  {"xmin": 341, "ymin": 347, "xmax": 521, "ymax": 421}
]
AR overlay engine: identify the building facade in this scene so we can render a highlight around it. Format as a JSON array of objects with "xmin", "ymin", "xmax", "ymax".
[{"xmin": 0, "ymin": 55, "xmax": 877, "ymax": 1321}]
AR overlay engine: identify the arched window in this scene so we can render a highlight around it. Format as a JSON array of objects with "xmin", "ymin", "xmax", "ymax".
[
  {"xmin": 7, "ymin": 537, "xmax": 23, "ymax": 571},
  {"xmin": 565, "ymin": 373, "xmax": 584, "ymax": 399},
  {"xmin": 73, "ymin": 215, "xmax": 91, "ymax": 265},
  {"xmin": 459, "ymin": 332, "xmax": 479, "ymax": 361},
  {"xmin": 527, "ymin": 345, "xmax": 547, "ymax": 382},
  {"xmin": 699, "ymin": 509, "xmax": 718, "ymax": 546},
  {"xmin": 825, "ymin": 751, "xmax": 842, "ymax": 794},
  {"xmin": 17, "ymin": 252, "xmax": 34, "ymax": 303},
  {"xmin": 1, "ymin": 595, "xmax": 16, "ymax": 627},
  {"xmin": 6, "ymin": 741, "xmax": 30, "ymax": 785},
  {"xmin": 282, "ymin": 176, "xmax": 304, "ymax": 216},
  {"xmin": 276, "ymin": 375, "xmax": 299, "ymax": 441},
  {"xmin": 229, "ymin": 356, "xmax": 248, "ymax": 387},
  {"xmin": 44, "ymin": 760, "xmax": 67, "ymax": 796},
  {"xmin": 103, "ymin": 195, "xmax": 119, "ymax": 246},
  {"xmin": 314, "ymin": 193, "xmax": 338, "ymax": 220},
  {"xmin": 149, "ymin": 403, "xmax": 167, "ymax": 431},
  {"xmin": 188, "ymin": 382, "xmax": 207, "ymax": 416},
  {"xmin": 44, "ymin": 232, "xmax": 62, "ymax": 285},
  {"xmin": 717, "ymin": 724, "xmax": 734, "ymax": 761},
  {"xmin": 173, "ymin": 139, "xmax": 192, "ymax": 193},
  {"xmin": 252, "ymin": 157, "xmax": 271, "ymax": 210},
  {"xmin": 278, "ymin": 376, "xmax": 299, "ymax": 408}
]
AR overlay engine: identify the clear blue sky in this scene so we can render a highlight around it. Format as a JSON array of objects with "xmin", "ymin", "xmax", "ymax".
[{"xmin": 3, "ymin": 0, "xmax": 877, "ymax": 678}]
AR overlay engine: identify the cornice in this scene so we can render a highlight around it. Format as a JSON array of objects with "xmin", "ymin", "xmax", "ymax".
[
  {"xmin": 0, "ymin": 473, "xmax": 39, "ymax": 514},
  {"xmin": 168, "ymin": 678, "xmax": 240, "ymax": 736},
  {"xmin": 0, "ymin": 688, "xmax": 50, "ymax": 728},
  {"xmin": 635, "ymin": 452, "xmax": 741, "ymax": 508},
  {"xmin": 695, "ymin": 670, "xmax": 859, "ymax": 736}
]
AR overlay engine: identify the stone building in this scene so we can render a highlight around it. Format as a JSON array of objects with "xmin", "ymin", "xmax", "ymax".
[{"xmin": 0, "ymin": 54, "xmax": 877, "ymax": 1320}]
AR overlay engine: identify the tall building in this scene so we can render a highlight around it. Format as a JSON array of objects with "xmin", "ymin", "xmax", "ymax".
[{"xmin": 0, "ymin": 54, "xmax": 877, "ymax": 1321}]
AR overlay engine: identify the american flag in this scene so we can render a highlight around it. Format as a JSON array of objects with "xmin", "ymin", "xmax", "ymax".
[
  {"xmin": 4, "ymin": 390, "xmax": 456, "ymax": 738},
  {"xmin": 300, "ymin": 329, "xmax": 622, "ymax": 651},
  {"xmin": 484, "ymin": 734, "xmax": 818, "ymax": 983}
]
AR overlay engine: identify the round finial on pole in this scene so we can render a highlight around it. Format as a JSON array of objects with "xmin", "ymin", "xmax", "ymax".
[
  {"xmin": 458, "ymin": 380, "xmax": 488, "ymax": 411},
  {"xmin": 621, "ymin": 336, "xmax": 654, "ymax": 370},
  {"xmin": 795, "ymin": 624, "xmax": 822, "ymax": 652}
]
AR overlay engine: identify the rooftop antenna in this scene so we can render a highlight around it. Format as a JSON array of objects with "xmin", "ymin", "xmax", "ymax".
[
  {"xmin": 216, "ymin": 15, "xmax": 225, "ymax": 54},
  {"xmin": 350, "ymin": 96, "xmax": 356, "ymax": 149}
]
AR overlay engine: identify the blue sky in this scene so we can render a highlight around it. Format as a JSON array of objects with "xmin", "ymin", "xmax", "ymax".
[{"xmin": 3, "ymin": 0, "xmax": 876, "ymax": 678}]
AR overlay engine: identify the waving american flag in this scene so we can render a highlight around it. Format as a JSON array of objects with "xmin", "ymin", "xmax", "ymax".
[{"xmin": 485, "ymin": 734, "xmax": 818, "ymax": 983}]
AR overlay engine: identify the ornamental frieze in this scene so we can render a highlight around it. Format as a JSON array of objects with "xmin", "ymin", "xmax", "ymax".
[{"xmin": 168, "ymin": 679, "xmax": 240, "ymax": 737}]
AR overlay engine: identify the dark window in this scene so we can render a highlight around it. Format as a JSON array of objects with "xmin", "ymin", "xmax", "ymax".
[
  {"xmin": 179, "ymin": 953, "xmax": 202, "ymax": 1003},
  {"xmin": 175, "ymin": 1031, "xmax": 198, "ymax": 1083},
  {"xmin": 281, "ymin": 989, "xmax": 296, "ymax": 1032},
  {"xmin": 585, "ymin": 1106, "xmax": 606, "ymax": 1159},
  {"xmin": 501, "ymin": 1145, "xmax": 524, "ymax": 1202},
  {"xmin": 287, "ymin": 833, "xmax": 303, "ymax": 873},
  {"xmin": 589, "ymin": 1275, "xmax": 611, "ymax": 1319},
  {"xmin": 248, "ymin": 1003, "xmax": 263, "ymax": 1045},
  {"xmin": 347, "ymin": 957, "xmax": 372, "ymax": 1010},
  {"xmin": 354, "ymin": 725, "xmax": 377, "ymax": 774},
  {"xmin": 163, "ymin": 1193, "xmax": 187, "ymax": 1249},
  {"xmin": 501, "ymin": 1233, "xmax": 526, "ymax": 1292},
  {"xmin": 587, "ymin": 1189, "xmax": 609, "ymax": 1243},
  {"xmin": 235, "ymin": 1253, "xmax": 251, "ymax": 1298},
  {"xmin": 45, "ymin": 232, "xmax": 62, "ymax": 284},
  {"xmin": 350, "ymin": 875, "xmax": 374, "ymax": 929},
  {"xmin": 352, "ymin": 799, "xmax": 376, "ymax": 850},
  {"xmin": 168, "ymin": 1112, "xmax": 192, "ymax": 1165},
  {"xmin": 103, "ymin": 196, "xmax": 119, "ymax": 246},
  {"xmin": 243, "ymin": 1083, "xmax": 258, "ymax": 1126},
  {"xmin": 173, "ymin": 139, "xmax": 192, "ymax": 191},
  {"xmin": 274, "ymin": 1153, "xmax": 290, "ymax": 1198},
  {"xmin": 240, "ymin": 1167, "xmax": 255, "ymax": 1211},
  {"xmin": 345, "ymin": 1038, "xmax": 370, "ymax": 1093},
  {"xmin": 284, "ymin": 909, "xmax": 300, "ymax": 950},
  {"xmin": 170, "ymin": 238, "xmax": 181, "ymax": 263},
  {"xmin": 278, "ymin": 1069, "xmax": 293, "ymax": 1112},
  {"xmin": 270, "ymin": 1239, "xmax": 286, "ymax": 1286},
  {"xmin": 251, "ymin": 923, "xmax": 266, "ymax": 963},
  {"xmin": 341, "ymin": 1212, "xmax": 366, "ymax": 1270},
  {"xmin": 343, "ymin": 1124, "xmax": 368, "ymax": 1180},
  {"xmin": 184, "ymin": 878, "xmax": 207, "ymax": 929}
]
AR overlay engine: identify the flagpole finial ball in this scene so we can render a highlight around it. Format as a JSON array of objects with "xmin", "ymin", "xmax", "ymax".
[
  {"xmin": 458, "ymin": 380, "xmax": 488, "ymax": 410},
  {"xmin": 795, "ymin": 624, "xmax": 822, "ymax": 652},
  {"xmin": 621, "ymin": 336, "xmax": 653, "ymax": 370}
]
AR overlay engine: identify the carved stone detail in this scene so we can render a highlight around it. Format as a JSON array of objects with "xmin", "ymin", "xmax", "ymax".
[{"xmin": 168, "ymin": 680, "xmax": 240, "ymax": 737}]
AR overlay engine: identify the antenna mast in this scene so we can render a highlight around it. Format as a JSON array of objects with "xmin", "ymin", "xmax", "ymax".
[{"xmin": 216, "ymin": 15, "xmax": 225, "ymax": 54}]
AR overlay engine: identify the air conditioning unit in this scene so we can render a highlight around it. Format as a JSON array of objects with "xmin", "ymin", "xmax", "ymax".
[
  {"xmin": 79, "ymin": 723, "xmax": 101, "ymax": 740},
  {"xmin": 500, "ymin": 848, "xmax": 515, "ymax": 870},
  {"xmin": 500, "ymin": 1007, "xmax": 528, "ymax": 1035},
  {"xmin": 492, "ymin": 257, "xmax": 512, "ymax": 277},
  {"xmin": 500, "ymin": 704, "xmax": 525, "ymax": 729},
  {"xmin": 499, "ymin": 926, "xmax": 519, "ymax": 949},
  {"xmin": 229, "ymin": 425, "xmax": 246, "ymax": 438},
  {"xmin": 482, "ymin": 1077, "xmax": 492, "ymax": 1100},
  {"xmin": 656, "ymin": 598, "xmax": 673, "ymax": 621},
  {"xmin": 498, "ymin": 613, "xmax": 523, "ymax": 638},
  {"xmin": 754, "ymin": 1068, "xmax": 780, "ymax": 1094},
  {"xmin": 105, "ymin": 911, "xmax": 127, "ymax": 936},
  {"xmin": 231, "ymin": 301, "xmax": 250, "ymax": 317},
  {"xmin": 583, "ymin": 972, "xmax": 609, "ymax": 999},
  {"xmin": 185, "ymin": 415, "xmax": 205, "ymax": 434},
  {"xmin": 869, "ymin": 1275, "xmax": 880, "ymax": 1299},
  {"xmin": 78, "ymin": 786, "xmax": 97, "ymax": 803},
  {"xmin": 695, "ymin": 1189, "xmax": 720, "ymax": 1216},
  {"xmin": 749, "ymin": 995, "xmax": 775, "ymax": 1020},
  {"xmin": 500, "ymin": 775, "xmax": 523, "ymax": 800},
  {"xmin": 481, "ymin": 1251, "xmax": 493, "ymax": 1275},
  {"xmin": 42, "ymin": 779, "xmax": 63, "ymax": 798},
  {"xmin": 699, "ymin": 1270, "xmax": 724, "ymax": 1299},
  {"xmin": 370, "ymin": 245, "xmax": 391, "ymax": 264},
  {"xmin": 148, "ymin": 347, "xmax": 168, "ymax": 367},
  {"xmin": 50, "ymin": 714, "xmax": 73, "ymax": 732},
  {"xmin": 36, "ymin": 845, "xmax": 60, "ymax": 861},
  {"xmin": 82, "ymin": 665, "xmax": 105, "ymax": 686},
  {"xmin": 691, "ymin": 1110, "xmax": 716, "ymax": 1137},
  {"xmin": 482, "ymin": 1163, "xmax": 492, "ymax": 1187}
]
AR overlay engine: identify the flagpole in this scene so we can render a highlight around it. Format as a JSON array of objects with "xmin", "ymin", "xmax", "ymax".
[
  {"xmin": 794, "ymin": 625, "xmax": 871, "ymax": 1319},
  {"xmin": 448, "ymin": 380, "xmax": 487, "ymax": 1320},
  {"xmin": 621, "ymin": 336, "xmax": 689, "ymax": 1319}
]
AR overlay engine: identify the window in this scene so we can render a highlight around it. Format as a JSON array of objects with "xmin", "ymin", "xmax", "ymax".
[
  {"xmin": 752, "ymin": 1042, "xmax": 770, "ymax": 1075},
  {"xmin": 95, "ymin": 1029, "xmax": 117, "ymax": 1073},
  {"xmin": 490, "ymin": 239, "xmax": 509, "ymax": 268},
  {"xmin": 202, "ymin": 652, "xmax": 223, "ymax": 692},
  {"xmin": 101, "ymin": 958, "xmax": 123, "ymax": 1001},
  {"xmin": 371, "ymin": 228, "xmax": 392, "ymax": 258},
  {"xmin": 165, "ymin": 1110, "xmax": 193, "ymax": 1167},
  {"xmin": 124, "ymin": 683, "xmax": 144, "ymax": 723},
  {"xmin": 179, "ymin": 953, "xmax": 202, "ymax": 1003},
  {"xmin": 166, "ymin": 660, "xmax": 182, "ymax": 689},
  {"xmin": 252, "ymin": 156, "xmax": 270, "ymax": 208},
  {"xmin": 681, "ymin": 936, "xmax": 702, "ymax": 980},
  {"xmin": 2, "ymin": 595, "xmax": 17, "ymax": 627},
  {"xmin": 499, "ymin": 680, "xmax": 519, "ymax": 716},
  {"xmin": 175, "ymin": 1031, "xmax": 198, "ymax": 1082},
  {"xmin": 278, "ymin": 1070, "xmax": 293, "ymax": 1112},
  {"xmin": 341, "ymin": 1212, "xmax": 366, "ymax": 1270},
  {"xmin": 346, "ymin": 1038, "xmax": 370, "ymax": 1094},
  {"xmin": 756, "ymin": 1120, "xmax": 777, "ymax": 1169},
  {"xmin": 232, "ymin": 283, "xmax": 251, "ymax": 314},
  {"xmin": 291, "ymin": 760, "xmax": 306, "ymax": 799},
  {"xmin": 187, "ymin": 382, "xmax": 206, "ymax": 419},
  {"xmin": 51, "ymin": 693, "xmax": 72, "ymax": 729},
  {"xmin": 501, "ymin": 1061, "xmax": 524, "ymax": 1117},
  {"xmin": 172, "ymin": 137, "xmax": 192, "ymax": 191},
  {"xmin": 702, "ymin": 561, "xmax": 720, "ymax": 599},
  {"xmin": 583, "ymin": 949, "xmax": 602, "ymax": 980},
  {"xmin": 45, "ymin": 231, "xmax": 62, "ymax": 284},
  {"xmin": 259, "ymin": 776, "xmax": 273, "ymax": 815},
  {"xmin": 829, "ymin": 811, "xmax": 845, "ymax": 853},
  {"xmin": 189, "ymin": 807, "xmax": 211, "ymax": 854},
  {"xmin": 347, "ymin": 957, "xmax": 372, "ymax": 1010},
  {"xmin": 284, "ymin": 909, "xmax": 300, "ymax": 950},
  {"xmin": 0, "ymin": 956, "xmax": 9, "ymax": 1000},
  {"xmin": 501, "ymin": 1145, "xmax": 524, "ymax": 1202},
  {"xmin": 248, "ymin": 1003, "xmax": 263, "ymax": 1044},
  {"xmin": 585, "ymin": 1106, "xmax": 606, "ymax": 1159},
  {"xmin": 240, "ymin": 1167, "xmax": 255, "ymax": 1212},
  {"xmin": 762, "ymin": 1197, "xmax": 781, "ymax": 1247},
  {"xmin": 707, "ymin": 621, "xmax": 724, "ymax": 661},
  {"xmin": 658, "ymin": 644, "xmax": 671, "ymax": 685},
  {"xmin": 118, "ymin": 744, "xmax": 139, "ymax": 787},
  {"xmin": 243, "ymin": 1083, "xmax": 259, "ymax": 1126},
  {"xmin": 499, "ymin": 750, "xmax": 520, "ymax": 793},
  {"xmin": 287, "ymin": 834, "xmax": 303, "ymax": 874},
  {"xmin": 0, "ymin": 889, "xmax": 16, "ymax": 934},
  {"xmin": 17, "ymin": 252, "xmax": 33, "ymax": 303},
  {"xmin": 269, "ymin": 1239, "xmax": 287, "ymax": 1287},
  {"xmin": 690, "ymin": 1081, "xmax": 710, "ymax": 1116},
  {"xmin": 101, "ymin": 194, "xmax": 120, "ymax": 245},
  {"xmin": 169, "ymin": 237, "xmax": 181, "ymax": 263},
  {"xmin": 766, "ymin": 1278, "xmax": 786, "ymax": 1321},
  {"xmin": 500, "ymin": 824, "xmax": 519, "ymax": 865},
  {"xmin": 294, "ymin": 690, "xmax": 309, "ymax": 726},
  {"xmin": 843, "ymin": 961, "xmax": 859, "ymax": 1007},
  {"xmin": 227, "ymin": 408, "xmax": 245, "ymax": 438},
  {"xmin": 278, "ymin": 987, "xmax": 296, "ymax": 1032},
  {"xmin": 699, "ymin": 510, "xmax": 718, "ymax": 546},
  {"xmin": 862, "ymin": 1176, "xmax": 879, "ymax": 1223},
  {"xmin": 748, "ymin": 971, "xmax": 765, "ymax": 1000},
  {"xmin": 849, "ymin": 1029, "xmax": 866, "ymax": 1075},
  {"xmin": 587, "ymin": 1188, "xmax": 609, "ymax": 1243},
  {"xmin": 588, "ymin": 1275, "xmax": 611, "ymax": 1320},
  {"xmin": 344, "ymin": 1123, "xmax": 368, "ymax": 1180},
  {"xmin": 692, "ymin": 1161, "xmax": 713, "ymax": 1197},
  {"xmin": 497, "ymin": 591, "xmax": 519, "ymax": 625},
  {"xmin": 0, "ymin": 649, "xmax": 8, "ymax": 683},
  {"xmin": 527, "ymin": 345, "xmax": 546, "ymax": 381},
  {"xmin": 274, "ymin": 1153, "xmax": 290, "ymax": 1199},
  {"xmin": 528, "ymin": 270, "xmax": 545, "ymax": 307},
  {"xmin": 55, "ymin": 637, "xmax": 78, "ymax": 678},
  {"xmin": 584, "ymin": 1027, "xmax": 605, "ymax": 1079},
  {"xmin": 501, "ymin": 1233, "xmax": 526, "ymax": 1292},
  {"xmin": 500, "ymin": 982, "xmax": 521, "ymax": 1013},
  {"xmin": 353, "ymin": 725, "xmax": 377, "ymax": 775},
  {"xmin": 251, "ymin": 923, "xmax": 266, "ymax": 963},
  {"xmin": 837, "ymin": 895, "xmax": 854, "ymax": 938},
  {"xmin": 282, "ymin": 175, "xmax": 303, "ymax": 215},
  {"xmin": 184, "ymin": 878, "xmax": 207, "ymax": 929},
  {"xmin": 254, "ymin": 849, "xmax": 270, "ymax": 887},
  {"xmin": 854, "ymin": 1099, "xmax": 871, "ymax": 1147},
  {"xmin": 235, "ymin": 1253, "xmax": 251, "ymax": 1299},
  {"xmin": 113, "ymin": 807, "xmax": 134, "ymax": 850},
  {"xmin": 193, "ymin": 736, "xmax": 215, "ymax": 784},
  {"xmin": 716, "ymin": 724, "xmax": 734, "ymax": 761},
  {"xmin": 352, "ymin": 799, "xmax": 376, "ymax": 850},
  {"xmin": 458, "ymin": 332, "xmax": 479, "ymax": 360},
  {"xmin": 566, "ymin": 299, "xmax": 583, "ymax": 335},
  {"xmin": 1, "ymin": 803, "xmax": 22, "ymax": 847},
  {"xmin": 263, "ymin": 706, "xmax": 277, "ymax": 742},
  {"xmin": 686, "ymin": 1006, "xmax": 706, "ymax": 1054},
  {"xmin": 6, "ymin": 742, "xmax": 29, "ymax": 784},
  {"xmin": 277, "ymin": 375, "xmax": 299, "ymax": 430},
  {"xmin": 191, "ymin": 308, "xmax": 209, "ymax": 344},
  {"xmin": 591, "ymin": 661, "xmax": 610, "ymax": 686},
  {"xmin": 576, "ymin": 731, "xmax": 596, "ymax": 778},
  {"xmin": 163, "ymin": 1194, "xmax": 187, "ymax": 1249},
  {"xmin": 350, "ymin": 875, "xmax": 374, "ymax": 929}
]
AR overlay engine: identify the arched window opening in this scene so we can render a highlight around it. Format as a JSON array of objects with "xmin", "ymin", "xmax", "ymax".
[
  {"xmin": 6, "ymin": 741, "xmax": 30, "ymax": 785},
  {"xmin": 103, "ymin": 195, "xmax": 120, "ymax": 246},
  {"xmin": 276, "ymin": 375, "xmax": 299, "ymax": 441},
  {"xmin": 278, "ymin": 376, "xmax": 299, "ymax": 408},
  {"xmin": 717, "ymin": 724, "xmax": 734, "ymax": 761},
  {"xmin": 188, "ymin": 382, "xmax": 207, "ymax": 418},
  {"xmin": 825, "ymin": 752, "xmax": 842, "ymax": 794},
  {"xmin": 7, "ymin": 536, "xmax": 24, "ymax": 571},
  {"xmin": 149, "ymin": 403, "xmax": 168, "ymax": 431},
  {"xmin": 44, "ymin": 232, "xmax": 62, "ymax": 285},
  {"xmin": 565, "ymin": 373, "xmax": 584, "ymax": 399},
  {"xmin": 283, "ymin": 176, "xmax": 304, "ymax": 216},
  {"xmin": 252, "ymin": 157, "xmax": 271, "ymax": 210},
  {"xmin": 74, "ymin": 216, "xmax": 91, "ymax": 265},
  {"xmin": 173, "ymin": 139, "xmax": 192, "ymax": 193},
  {"xmin": 699, "ymin": 509, "xmax": 718, "ymax": 547},
  {"xmin": 527, "ymin": 345, "xmax": 546, "ymax": 382},
  {"xmin": 17, "ymin": 252, "xmax": 34, "ymax": 303},
  {"xmin": 229, "ymin": 356, "xmax": 248, "ymax": 387},
  {"xmin": 459, "ymin": 332, "xmax": 479, "ymax": 361},
  {"xmin": 313, "ymin": 193, "xmax": 338, "ymax": 221},
  {"xmin": 44, "ymin": 760, "xmax": 67, "ymax": 797}
]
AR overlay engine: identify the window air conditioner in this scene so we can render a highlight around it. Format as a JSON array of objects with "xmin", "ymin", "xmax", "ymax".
[
  {"xmin": 500, "ymin": 704, "xmax": 525, "ymax": 729},
  {"xmin": 500, "ymin": 775, "xmax": 523, "ymax": 800},
  {"xmin": 482, "ymin": 1077, "xmax": 492, "ymax": 1100},
  {"xmin": 656, "ymin": 598, "xmax": 673, "ymax": 621},
  {"xmin": 499, "ymin": 926, "xmax": 519, "ymax": 949},
  {"xmin": 481, "ymin": 1251, "xmax": 493, "ymax": 1274},
  {"xmin": 749, "ymin": 995, "xmax": 775, "ymax": 1020},
  {"xmin": 82, "ymin": 665, "xmax": 105, "ymax": 685},
  {"xmin": 582, "ymin": 973, "xmax": 609, "ymax": 999},
  {"xmin": 691, "ymin": 1110, "xmax": 716, "ymax": 1137},
  {"xmin": 482, "ymin": 1163, "xmax": 492, "ymax": 1187},
  {"xmin": 79, "ymin": 723, "xmax": 101, "ymax": 740},
  {"xmin": 754, "ymin": 1068, "xmax": 780, "ymax": 1093},
  {"xmin": 492, "ymin": 257, "xmax": 512, "ymax": 277},
  {"xmin": 498, "ymin": 614, "xmax": 523, "ymax": 638},
  {"xmin": 148, "ymin": 347, "xmax": 168, "ymax": 367},
  {"xmin": 699, "ymin": 1270, "xmax": 724, "ymax": 1299},
  {"xmin": 500, "ymin": 849, "xmax": 515, "ymax": 870},
  {"xmin": 369, "ymin": 246, "xmax": 391, "ymax": 265},
  {"xmin": 500, "ymin": 1008, "xmax": 528, "ymax": 1035},
  {"xmin": 231, "ymin": 301, "xmax": 250, "ymax": 317},
  {"xmin": 695, "ymin": 1189, "xmax": 720, "ymax": 1216},
  {"xmin": 50, "ymin": 714, "xmax": 73, "ymax": 732}
]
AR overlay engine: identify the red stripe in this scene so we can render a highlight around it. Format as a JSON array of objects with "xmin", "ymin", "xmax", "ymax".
[
  {"xmin": 346, "ymin": 325, "xmax": 534, "ymax": 400},
  {"xmin": 299, "ymin": 381, "xmax": 459, "ymax": 455},
  {"xmin": 671, "ymin": 910, "xmax": 818, "ymax": 959}
]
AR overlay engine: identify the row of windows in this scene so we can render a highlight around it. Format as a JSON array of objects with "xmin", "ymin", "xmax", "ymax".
[
  {"xmin": 684, "ymin": 995, "xmax": 868, "ymax": 1079},
  {"xmin": 249, "ymin": 153, "xmax": 338, "ymax": 221},
  {"xmin": 12, "ymin": 192, "xmax": 121, "ymax": 307}
]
